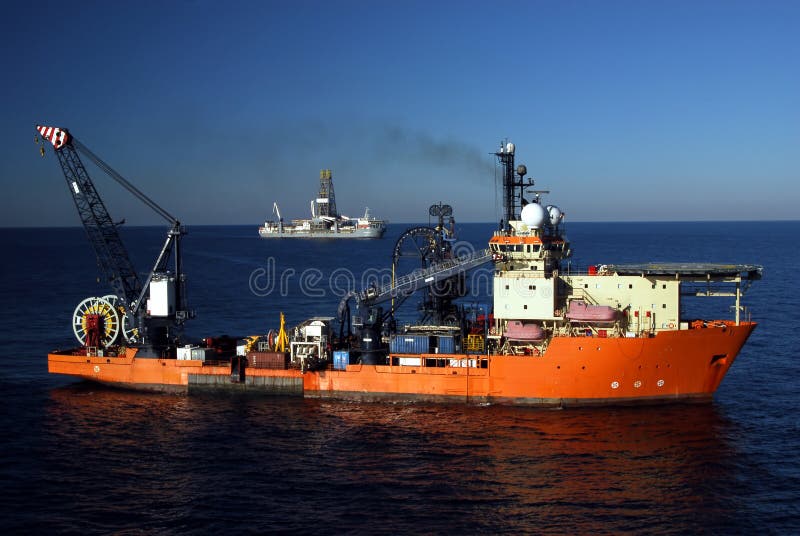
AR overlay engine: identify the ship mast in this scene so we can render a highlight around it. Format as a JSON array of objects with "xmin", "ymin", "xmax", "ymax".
[{"xmin": 495, "ymin": 142, "xmax": 535, "ymax": 233}]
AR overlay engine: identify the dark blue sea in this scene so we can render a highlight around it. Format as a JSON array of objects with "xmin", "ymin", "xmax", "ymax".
[{"xmin": 1, "ymin": 221, "xmax": 798, "ymax": 534}]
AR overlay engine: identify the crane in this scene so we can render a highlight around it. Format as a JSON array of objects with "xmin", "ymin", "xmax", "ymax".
[{"xmin": 36, "ymin": 125, "xmax": 192, "ymax": 354}]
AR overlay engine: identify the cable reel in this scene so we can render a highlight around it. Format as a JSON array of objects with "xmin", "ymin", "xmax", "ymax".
[
  {"xmin": 391, "ymin": 215, "xmax": 465, "ymax": 325},
  {"xmin": 101, "ymin": 294, "xmax": 139, "ymax": 344},
  {"xmin": 72, "ymin": 296, "xmax": 121, "ymax": 348}
]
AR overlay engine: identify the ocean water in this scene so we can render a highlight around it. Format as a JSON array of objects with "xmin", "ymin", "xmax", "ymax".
[{"xmin": 1, "ymin": 221, "xmax": 798, "ymax": 534}]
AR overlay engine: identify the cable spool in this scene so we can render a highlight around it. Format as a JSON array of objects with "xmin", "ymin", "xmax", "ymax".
[
  {"xmin": 101, "ymin": 294, "xmax": 139, "ymax": 343},
  {"xmin": 72, "ymin": 296, "xmax": 120, "ymax": 347},
  {"xmin": 121, "ymin": 314, "xmax": 140, "ymax": 344}
]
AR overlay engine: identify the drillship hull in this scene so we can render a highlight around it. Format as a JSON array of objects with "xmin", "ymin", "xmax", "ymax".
[
  {"xmin": 258, "ymin": 226, "xmax": 386, "ymax": 239},
  {"xmin": 48, "ymin": 321, "xmax": 755, "ymax": 406}
]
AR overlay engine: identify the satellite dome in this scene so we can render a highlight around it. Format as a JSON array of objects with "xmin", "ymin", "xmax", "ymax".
[
  {"xmin": 506, "ymin": 142, "xmax": 515, "ymax": 154},
  {"xmin": 547, "ymin": 205, "xmax": 563, "ymax": 226},
  {"xmin": 520, "ymin": 203, "xmax": 548, "ymax": 228}
]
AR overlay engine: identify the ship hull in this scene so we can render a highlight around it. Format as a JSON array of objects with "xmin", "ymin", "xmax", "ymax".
[
  {"xmin": 48, "ymin": 322, "xmax": 755, "ymax": 406},
  {"xmin": 258, "ymin": 227, "xmax": 385, "ymax": 239}
]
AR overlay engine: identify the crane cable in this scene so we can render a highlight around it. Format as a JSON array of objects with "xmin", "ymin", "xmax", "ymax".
[{"xmin": 72, "ymin": 138, "xmax": 177, "ymax": 224}]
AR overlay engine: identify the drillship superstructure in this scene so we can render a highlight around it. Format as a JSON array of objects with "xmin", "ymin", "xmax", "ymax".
[
  {"xmin": 259, "ymin": 169, "xmax": 386, "ymax": 238},
  {"xmin": 38, "ymin": 125, "xmax": 761, "ymax": 407}
]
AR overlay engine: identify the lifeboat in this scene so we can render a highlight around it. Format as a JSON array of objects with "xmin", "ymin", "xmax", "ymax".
[
  {"xmin": 565, "ymin": 300, "xmax": 618, "ymax": 322},
  {"xmin": 505, "ymin": 321, "xmax": 545, "ymax": 341}
]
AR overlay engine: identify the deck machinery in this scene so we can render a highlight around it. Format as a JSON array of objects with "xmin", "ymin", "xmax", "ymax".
[{"xmin": 335, "ymin": 202, "xmax": 493, "ymax": 365}]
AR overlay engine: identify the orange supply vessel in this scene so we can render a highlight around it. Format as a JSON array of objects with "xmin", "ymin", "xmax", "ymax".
[{"xmin": 40, "ymin": 130, "xmax": 762, "ymax": 406}]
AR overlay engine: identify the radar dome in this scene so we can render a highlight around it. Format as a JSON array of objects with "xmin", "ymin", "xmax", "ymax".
[
  {"xmin": 547, "ymin": 205, "xmax": 563, "ymax": 226},
  {"xmin": 506, "ymin": 142, "xmax": 515, "ymax": 154},
  {"xmin": 521, "ymin": 203, "xmax": 548, "ymax": 228}
]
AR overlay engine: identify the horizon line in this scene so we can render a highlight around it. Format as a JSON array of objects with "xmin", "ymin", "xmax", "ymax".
[{"xmin": 2, "ymin": 218, "xmax": 799, "ymax": 230}]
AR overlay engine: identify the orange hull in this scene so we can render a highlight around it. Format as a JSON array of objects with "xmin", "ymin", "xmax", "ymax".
[{"xmin": 48, "ymin": 322, "xmax": 755, "ymax": 406}]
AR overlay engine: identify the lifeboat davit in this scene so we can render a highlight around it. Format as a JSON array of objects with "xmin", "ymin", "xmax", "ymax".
[{"xmin": 565, "ymin": 300, "xmax": 618, "ymax": 322}]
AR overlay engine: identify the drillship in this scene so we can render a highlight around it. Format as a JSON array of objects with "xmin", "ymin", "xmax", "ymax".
[
  {"xmin": 259, "ymin": 169, "xmax": 387, "ymax": 239},
  {"xmin": 38, "ymin": 125, "xmax": 761, "ymax": 407}
]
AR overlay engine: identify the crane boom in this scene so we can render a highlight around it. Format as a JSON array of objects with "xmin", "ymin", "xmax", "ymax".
[{"xmin": 37, "ymin": 125, "xmax": 142, "ymax": 306}]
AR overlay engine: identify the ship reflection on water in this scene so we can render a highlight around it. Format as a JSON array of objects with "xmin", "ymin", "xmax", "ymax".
[{"xmin": 42, "ymin": 385, "xmax": 745, "ymax": 533}]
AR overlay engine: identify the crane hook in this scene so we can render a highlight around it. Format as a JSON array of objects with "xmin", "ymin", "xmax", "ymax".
[{"xmin": 40, "ymin": 146, "xmax": 46, "ymax": 158}]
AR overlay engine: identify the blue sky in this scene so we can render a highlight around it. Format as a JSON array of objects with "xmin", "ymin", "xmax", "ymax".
[{"xmin": 1, "ymin": 0, "xmax": 797, "ymax": 226}]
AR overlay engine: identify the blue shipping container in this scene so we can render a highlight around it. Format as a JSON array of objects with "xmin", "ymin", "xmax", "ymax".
[
  {"xmin": 333, "ymin": 350, "xmax": 349, "ymax": 370},
  {"xmin": 438, "ymin": 335, "xmax": 455, "ymax": 354},
  {"xmin": 389, "ymin": 334, "xmax": 430, "ymax": 354}
]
